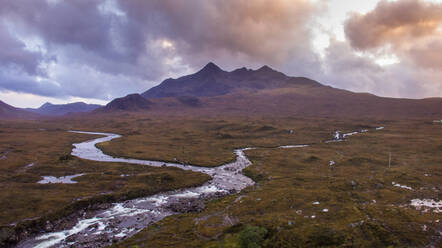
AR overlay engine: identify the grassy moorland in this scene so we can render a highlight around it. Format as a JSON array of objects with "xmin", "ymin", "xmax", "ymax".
[
  {"xmin": 108, "ymin": 117, "xmax": 441, "ymax": 248},
  {"xmin": 94, "ymin": 115, "xmax": 387, "ymax": 167},
  {"xmin": 0, "ymin": 115, "xmax": 440, "ymax": 247},
  {"xmin": 0, "ymin": 119, "xmax": 210, "ymax": 245}
]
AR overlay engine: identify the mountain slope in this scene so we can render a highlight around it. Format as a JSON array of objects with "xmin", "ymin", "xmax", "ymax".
[
  {"xmin": 0, "ymin": 101, "xmax": 38, "ymax": 119},
  {"xmin": 139, "ymin": 63, "xmax": 442, "ymax": 119},
  {"xmin": 27, "ymin": 102, "xmax": 102, "ymax": 116},
  {"xmin": 96, "ymin": 94, "xmax": 153, "ymax": 113},
  {"xmin": 142, "ymin": 62, "xmax": 320, "ymax": 98},
  {"xmin": 194, "ymin": 86, "xmax": 442, "ymax": 118}
]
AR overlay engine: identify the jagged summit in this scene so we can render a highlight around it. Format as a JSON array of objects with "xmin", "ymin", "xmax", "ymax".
[
  {"xmin": 194, "ymin": 62, "xmax": 225, "ymax": 77},
  {"xmin": 40, "ymin": 102, "xmax": 53, "ymax": 108},
  {"xmin": 257, "ymin": 65, "xmax": 272, "ymax": 71},
  {"xmin": 201, "ymin": 62, "xmax": 222, "ymax": 72},
  {"xmin": 142, "ymin": 63, "xmax": 319, "ymax": 98}
]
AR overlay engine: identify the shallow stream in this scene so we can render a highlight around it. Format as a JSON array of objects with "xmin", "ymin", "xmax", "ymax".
[{"xmin": 18, "ymin": 128, "xmax": 375, "ymax": 248}]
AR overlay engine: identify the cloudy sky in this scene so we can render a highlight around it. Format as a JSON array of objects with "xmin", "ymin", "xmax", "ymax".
[{"xmin": 0, "ymin": 0, "xmax": 441, "ymax": 108}]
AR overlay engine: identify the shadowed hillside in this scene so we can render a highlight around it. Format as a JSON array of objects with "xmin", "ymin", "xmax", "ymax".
[
  {"xmin": 136, "ymin": 63, "xmax": 442, "ymax": 119},
  {"xmin": 96, "ymin": 94, "xmax": 153, "ymax": 112},
  {"xmin": 26, "ymin": 102, "xmax": 102, "ymax": 116},
  {"xmin": 142, "ymin": 62, "xmax": 321, "ymax": 98},
  {"xmin": 0, "ymin": 101, "xmax": 38, "ymax": 119}
]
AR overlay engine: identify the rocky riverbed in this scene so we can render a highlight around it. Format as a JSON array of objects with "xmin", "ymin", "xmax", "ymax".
[
  {"xmin": 17, "ymin": 132, "xmax": 259, "ymax": 248},
  {"xmin": 17, "ymin": 128, "xmax": 378, "ymax": 248}
]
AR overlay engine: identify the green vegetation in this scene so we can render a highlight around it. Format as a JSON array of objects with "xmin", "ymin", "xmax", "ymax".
[
  {"xmin": 239, "ymin": 225, "xmax": 268, "ymax": 248},
  {"xmin": 113, "ymin": 118, "xmax": 441, "ymax": 248},
  {"xmin": 0, "ymin": 116, "xmax": 440, "ymax": 247},
  {"xmin": 0, "ymin": 120, "xmax": 210, "ymax": 246},
  {"xmin": 94, "ymin": 116, "xmax": 377, "ymax": 167}
]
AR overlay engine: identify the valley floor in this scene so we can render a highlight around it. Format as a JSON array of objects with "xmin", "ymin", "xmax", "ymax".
[{"xmin": 0, "ymin": 115, "xmax": 441, "ymax": 247}]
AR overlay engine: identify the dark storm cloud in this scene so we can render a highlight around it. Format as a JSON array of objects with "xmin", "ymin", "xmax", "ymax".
[
  {"xmin": 1, "ymin": 0, "xmax": 115, "ymax": 59},
  {"xmin": 0, "ymin": 0, "xmax": 164, "ymax": 99},
  {"xmin": 0, "ymin": 0, "xmax": 323, "ymax": 101},
  {"xmin": 118, "ymin": 0, "xmax": 322, "ymax": 69},
  {"xmin": 0, "ymin": 0, "xmax": 440, "ymax": 102},
  {"xmin": 0, "ymin": 69, "xmax": 61, "ymax": 97},
  {"xmin": 0, "ymin": 24, "xmax": 44, "ymax": 75}
]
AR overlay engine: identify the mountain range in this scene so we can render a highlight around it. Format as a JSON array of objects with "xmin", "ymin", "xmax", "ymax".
[
  {"xmin": 27, "ymin": 102, "xmax": 102, "ymax": 116},
  {"xmin": 141, "ymin": 62, "xmax": 320, "ymax": 98},
  {"xmin": 0, "ymin": 100, "xmax": 39, "ymax": 119},
  {"xmin": 1, "ymin": 62, "xmax": 441, "ymax": 119},
  {"xmin": 0, "ymin": 101, "xmax": 102, "ymax": 119},
  {"xmin": 104, "ymin": 62, "xmax": 441, "ymax": 118}
]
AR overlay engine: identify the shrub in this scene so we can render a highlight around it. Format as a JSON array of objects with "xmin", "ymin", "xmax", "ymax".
[
  {"xmin": 239, "ymin": 225, "xmax": 268, "ymax": 248},
  {"xmin": 307, "ymin": 226, "xmax": 344, "ymax": 247},
  {"xmin": 59, "ymin": 154, "xmax": 73, "ymax": 161},
  {"xmin": 304, "ymin": 155, "xmax": 320, "ymax": 163},
  {"xmin": 242, "ymin": 168, "xmax": 265, "ymax": 182}
]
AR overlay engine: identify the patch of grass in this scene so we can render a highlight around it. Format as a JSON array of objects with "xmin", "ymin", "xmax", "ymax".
[
  {"xmin": 306, "ymin": 226, "xmax": 345, "ymax": 247},
  {"xmin": 0, "ymin": 121, "xmax": 211, "ymax": 246},
  {"xmin": 1, "ymin": 116, "xmax": 441, "ymax": 247},
  {"xmin": 242, "ymin": 168, "xmax": 265, "ymax": 183},
  {"xmin": 113, "ymin": 118, "xmax": 441, "ymax": 248},
  {"xmin": 239, "ymin": 225, "xmax": 268, "ymax": 248}
]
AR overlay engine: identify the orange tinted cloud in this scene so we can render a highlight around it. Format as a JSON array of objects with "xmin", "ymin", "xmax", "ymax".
[
  {"xmin": 342, "ymin": 0, "xmax": 442, "ymax": 96},
  {"xmin": 0, "ymin": 0, "xmax": 440, "ymax": 100},
  {"xmin": 344, "ymin": 0, "xmax": 442, "ymax": 50},
  {"xmin": 120, "ymin": 0, "xmax": 323, "ymax": 67},
  {"xmin": 344, "ymin": 0, "xmax": 442, "ymax": 69}
]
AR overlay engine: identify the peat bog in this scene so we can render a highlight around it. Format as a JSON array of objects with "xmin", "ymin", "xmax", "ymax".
[{"xmin": 0, "ymin": 116, "xmax": 440, "ymax": 247}]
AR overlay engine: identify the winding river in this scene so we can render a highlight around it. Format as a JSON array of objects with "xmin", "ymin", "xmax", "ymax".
[{"xmin": 17, "ymin": 128, "xmax": 377, "ymax": 248}]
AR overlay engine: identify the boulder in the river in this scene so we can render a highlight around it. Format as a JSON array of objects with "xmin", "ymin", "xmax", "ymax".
[
  {"xmin": 44, "ymin": 221, "xmax": 54, "ymax": 231},
  {"xmin": 166, "ymin": 198, "xmax": 205, "ymax": 213}
]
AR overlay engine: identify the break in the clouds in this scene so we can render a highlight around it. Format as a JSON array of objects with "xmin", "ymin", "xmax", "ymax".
[{"xmin": 0, "ymin": 0, "xmax": 441, "ymax": 107}]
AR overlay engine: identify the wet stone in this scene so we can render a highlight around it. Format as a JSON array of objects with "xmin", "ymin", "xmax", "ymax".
[
  {"xmin": 166, "ymin": 198, "xmax": 205, "ymax": 213},
  {"xmin": 15, "ymin": 131, "xmax": 329, "ymax": 248},
  {"xmin": 44, "ymin": 221, "xmax": 53, "ymax": 232},
  {"xmin": 351, "ymin": 180, "xmax": 358, "ymax": 188}
]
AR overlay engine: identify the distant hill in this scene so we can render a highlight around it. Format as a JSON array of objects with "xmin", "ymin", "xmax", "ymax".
[
  {"xmin": 95, "ymin": 94, "xmax": 153, "ymax": 113},
  {"xmin": 142, "ymin": 62, "xmax": 320, "ymax": 98},
  {"xmin": 27, "ymin": 102, "xmax": 102, "ymax": 116},
  {"xmin": 137, "ymin": 62, "xmax": 442, "ymax": 119},
  {"xmin": 0, "ymin": 101, "xmax": 38, "ymax": 119}
]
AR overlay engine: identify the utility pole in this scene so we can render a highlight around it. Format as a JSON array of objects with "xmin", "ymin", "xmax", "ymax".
[{"xmin": 388, "ymin": 152, "xmax": 391, "ymax": 169}]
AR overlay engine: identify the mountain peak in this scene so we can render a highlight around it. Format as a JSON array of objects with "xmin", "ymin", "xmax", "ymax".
[
  {"xmin": 255, "ymin": 65, "xmax": 287, "ymax": 79},
  {"xmin": 197, "ymin": 62, "xmax": 223, "ymax": 74},
  {"xmin": 257, "ymin": 65, "xmax": 273, "ymax": 72},
  {"xmin": 40, "ymin": 102, "xmax": 53, "ymax": 108},
  {"xmin": 70, "ymin": 102, "xmax": 86, "ymax": 105},
  {"xmin": 204, "ymin": 62, "xmax": 220, "ymax": 69},
  {"xmin": 0, "ymin": 100, "xmax": 38, "ymax": 119},
  {"xmin": 142, "ymin": 63, "xmax": 316, "ymax": 98},
  {"xmin": 29, "ymin": 101, "xmax": 101, "ymax": 116}
]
